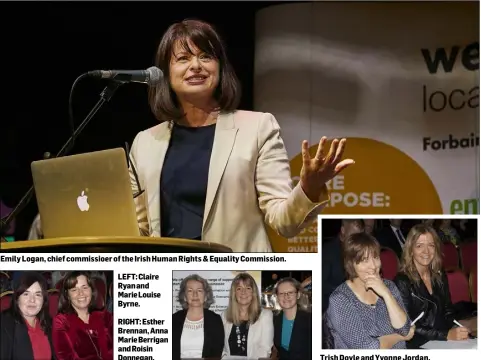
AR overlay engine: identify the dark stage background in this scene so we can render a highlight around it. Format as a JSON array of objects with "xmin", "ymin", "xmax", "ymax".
[{"xmin": 1, "ymin": 1, "xmax": 287, "ymax": 240}]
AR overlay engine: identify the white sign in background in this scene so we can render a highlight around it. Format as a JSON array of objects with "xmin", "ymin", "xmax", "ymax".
[{"xmin": 254, "ymin": 2, "xmax": 479, "ymax": 214}]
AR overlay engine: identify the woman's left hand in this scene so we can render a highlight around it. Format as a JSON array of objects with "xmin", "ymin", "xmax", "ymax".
[{"xmin": 300, "ymin": 137, "xmax": 355, "ymax": 202}]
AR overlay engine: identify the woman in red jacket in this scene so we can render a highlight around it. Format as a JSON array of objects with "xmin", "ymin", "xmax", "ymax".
[{"xmin": 52, "ymin": 272, "xmax": 113, "ymax": 360}]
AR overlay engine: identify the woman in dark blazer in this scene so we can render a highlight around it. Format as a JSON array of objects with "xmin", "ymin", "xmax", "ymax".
[
  {"xmin": 172, "ymin": 274, "xmax": 224, "ymax": 360},
  {"xmin": 273, "ymin": 277, "xmax": 311, "ymax": 360},
  {"xmin": 1, "ymin": 271, "xmax": 55, "ymax": 360}
]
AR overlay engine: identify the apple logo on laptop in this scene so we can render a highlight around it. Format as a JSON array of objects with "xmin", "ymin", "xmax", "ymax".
[{"xmin": 77, "ymin": 191, "xmax": 90, "ymax": 211}]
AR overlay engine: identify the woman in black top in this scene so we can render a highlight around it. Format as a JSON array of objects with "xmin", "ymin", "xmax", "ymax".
[
  {"xmin": 394, "ymin": 224, "xmax": 471, "ymax": 349},
  {"xmin": 172, "ymin": 274, "xmax": 223, "ymax": 359},
  {"xmin": 273, "ymin": 277, "xmax": 311, "ymax": 360},
  {"xmin": 1, "ymin": 271, "xmax": 55, "ymax": 360}
]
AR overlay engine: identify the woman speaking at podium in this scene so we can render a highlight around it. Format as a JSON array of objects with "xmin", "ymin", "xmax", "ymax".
[{"xmin": 129, "ymin": 19, "xmax": 354, "ymax": 252}]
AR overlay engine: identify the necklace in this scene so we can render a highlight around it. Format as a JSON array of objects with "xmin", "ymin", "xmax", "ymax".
[{"xmin": 235, "ymin": 322, "xmax": 248, "ymax": 352}]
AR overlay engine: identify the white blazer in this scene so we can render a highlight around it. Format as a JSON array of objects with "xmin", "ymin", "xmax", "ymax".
[
  {"xmin": 129, "ymin": 110, "xmax": 329, "ymax": 252},
  {"xmin": 221, "ymin": 309, "xmax": 274, "ymax": 359}
]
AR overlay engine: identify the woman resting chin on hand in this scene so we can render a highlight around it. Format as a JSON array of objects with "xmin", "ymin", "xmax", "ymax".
[{"xmin": 326, "ymin": 233, "xmax": 413, "ymax": 349}]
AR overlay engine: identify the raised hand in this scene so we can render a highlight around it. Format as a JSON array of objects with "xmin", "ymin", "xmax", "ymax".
[{"xmin": 300, "ymin": 137, "xmax": 355, "ymax": 202}]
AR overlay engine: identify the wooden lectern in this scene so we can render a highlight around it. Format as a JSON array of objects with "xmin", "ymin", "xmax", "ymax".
[{"xmin": 0, "ymin": 237, "xmax": 232, "ymax": 253}]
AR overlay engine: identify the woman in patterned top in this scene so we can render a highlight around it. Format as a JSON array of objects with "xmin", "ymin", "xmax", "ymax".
[
  {"xmin": 326, "ymin": 232, "xmax": 414, "ymax": 349},
  {"xmin": 221, "ymin": 272, "xmax": 274, "ymax": 358},
  {"xmin": 172, "ymin": 274, "xmax": 224, "ymax": 360}
]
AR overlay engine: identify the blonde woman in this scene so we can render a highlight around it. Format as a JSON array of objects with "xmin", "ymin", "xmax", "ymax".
[
  {"xmin": 394, "ymin": 224, "xmax": 471, "ymax": 349},
  {"xmin": 222, "ymin": 273, "xmax": 274, "ymax": 358},
  {"xmin": 273, "ymin": 277, "xmax": 311, "ymax": 360},
  {"xmin": 326, "ymin": 233, "xmax": 413, "ymax": 349}
]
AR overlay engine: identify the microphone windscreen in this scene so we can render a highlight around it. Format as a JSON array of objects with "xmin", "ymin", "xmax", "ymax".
[{"xmin": 147, "ymin": 66, "xmax": 163, "ymax": 86}]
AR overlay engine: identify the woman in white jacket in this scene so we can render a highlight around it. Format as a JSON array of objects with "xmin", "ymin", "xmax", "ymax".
[{"xmin": 221, "ymin": 272, "xmax": 274, "ymax": 358}]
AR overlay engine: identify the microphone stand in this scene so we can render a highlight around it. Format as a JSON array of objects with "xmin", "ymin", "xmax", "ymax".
[{"xmin": 0, "ymin": 80, "xmax": 124, "ymax": 240}]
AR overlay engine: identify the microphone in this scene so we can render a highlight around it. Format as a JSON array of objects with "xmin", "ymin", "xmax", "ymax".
[{"xmin": 87, "ymin": 66, "xmax": 163, "ymax": 86}]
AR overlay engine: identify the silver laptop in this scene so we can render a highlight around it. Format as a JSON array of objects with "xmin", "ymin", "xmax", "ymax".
[{"xmin": 31, "ymin": 148, "xmax": 140, "ymax": 239}]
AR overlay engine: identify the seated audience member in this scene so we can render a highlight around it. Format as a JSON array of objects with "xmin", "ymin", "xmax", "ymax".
[
  {"xmin": 51, "ymin": 272, "xmax": 67, "ymax": 289},
  {"xmin": 422, "ymin": 219, "xmax": 434, "ymax": 226},
  {"xmin": 363, "ymin": 219, "xmax": 376, "ymax": 236},
  {"xmin": 433, "ymin": 219, "xmax": 461, "ymax": 246},
  {"xmin": 0, "ymin": 273, "xmax": 11, "ymax": 292},
  {"xmin": 457, "ymin": 219, "xmax": 476, "ymax": 240},
  {"xmin": 375, "ymin": 219, "xmax": 407, "ymax": 259},
  {"xmin": 52, "ymin": 271, "xmax": 113, "ymax": 360},
  {"xmin": 273, "ymin": 277, "xmax": 311, "ymax": 360},
  {"xmin": 327, "ymin": 232, "xmax": 414, "ymax": 349},
  {"xmin": 222, "ymin": 273, "xmax": 274, "ymax": 358},
  {"xmin": 451, "ymin": 219, "xmax": 469, "ymax": 241},
  {"xmin": 0, "ymin": 271, "xmax": 55, "ymax": 360},
  {"xmin": 322, "ymin": 219, "xmax": 364, "ymax": 312},
  {"xmin": 172, "ymin": 274, "xmax": 224, "ymax": 360},
  {"xmin": 394, "ymin": 224, "xmax": 471, "ymax": 349}
]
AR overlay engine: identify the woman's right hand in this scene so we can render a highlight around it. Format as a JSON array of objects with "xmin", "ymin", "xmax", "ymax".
[
  {"xmin": 447, "ymin": 327, "xmax": 470, "ymax": 341},
  {"xmin": 364, "ymin": 275, "xmax": 390, "ymax": 298}
]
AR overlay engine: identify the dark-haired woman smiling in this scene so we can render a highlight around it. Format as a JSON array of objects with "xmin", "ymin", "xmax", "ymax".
[
  {"xmin": 52, "ymin": 271, "xmax": 113, "ymax": 360},
  {"xmin": 129, "ymin": 19, "xmax": 354, "ymax": 252},
  {"xmin": 0, "ymin": 271, "xmax": 55, "ymax": 360}
]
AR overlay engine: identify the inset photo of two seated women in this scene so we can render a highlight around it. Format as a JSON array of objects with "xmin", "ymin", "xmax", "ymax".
[
  {"xmin": 321, "ymin": 218, "xmax": 477, "ymax": 350},
  {"xmin": 172, "ymin": 270, "xmax": 312, "ymax": 359}
]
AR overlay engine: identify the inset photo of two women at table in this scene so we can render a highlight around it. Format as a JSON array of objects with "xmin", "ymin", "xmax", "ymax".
[
  {"xmin": 172, "ymin": 270, "xmax": 312, "ymax": 360},
  {"xmin": 321, "ymin": 218, "xmax": 478, "ymax": 350}
]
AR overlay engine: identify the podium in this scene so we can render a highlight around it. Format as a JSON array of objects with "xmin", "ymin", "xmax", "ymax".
[{"xmin": 0, "ymin": 236, "xmax": 232, "ymax": 253}]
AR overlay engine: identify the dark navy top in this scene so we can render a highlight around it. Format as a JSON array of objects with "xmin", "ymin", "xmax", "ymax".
[{"xmin": 160, "ymin": 123, "xmax": 216, "ymax": 240}]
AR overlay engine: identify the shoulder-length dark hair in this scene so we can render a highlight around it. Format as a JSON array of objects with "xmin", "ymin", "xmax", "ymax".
[
  {"xmin": 57, "ymin": 271, "xmax": 100, "ymax": 315},
  {"xmin": 149, "ymin": 19, "xmax": 241, "ymax": 122},
  {"xmin": 177, "ymin": 274, "xmax": 215, "ymax": 310},
  {"xmin": 10, "ymin": 271, "xmax": 51, "ymax": 333},
  {"xmin": 343, "ymin": 232, "xmax": 381, "ymax": 280}
]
